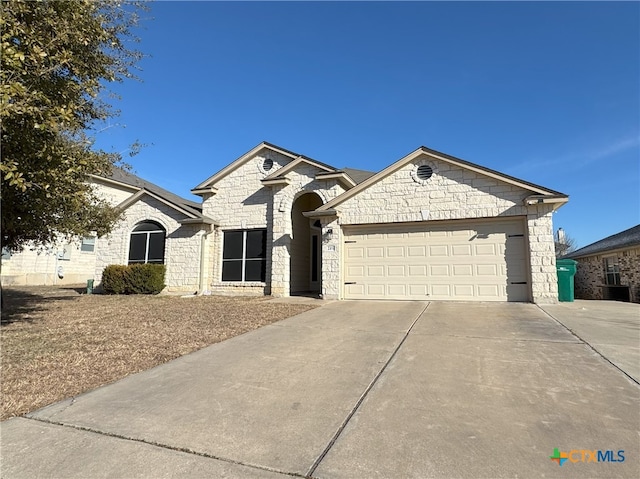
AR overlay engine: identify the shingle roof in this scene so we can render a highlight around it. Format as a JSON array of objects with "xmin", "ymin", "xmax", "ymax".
[
  {"xmin": 342, "ymin": 167, "xmax": 377, "ymax": 184},
  {"xmin": 107, "ymin": 168, "xmax": 203, "ymax": 217},
  {"xmin": 568, "ymin": 224, "xmax": 640, "ymax": 258}
]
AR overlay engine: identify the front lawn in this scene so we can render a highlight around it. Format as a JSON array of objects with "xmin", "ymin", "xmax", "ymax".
[{"xmin": 1, "ymin": 286, "xmax": 316, "ymax": 420}]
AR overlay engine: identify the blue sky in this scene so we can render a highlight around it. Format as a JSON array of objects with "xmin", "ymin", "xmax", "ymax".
[{"xmin": 94, "ymin": 1, "xmax": 640, "ymax": 249}]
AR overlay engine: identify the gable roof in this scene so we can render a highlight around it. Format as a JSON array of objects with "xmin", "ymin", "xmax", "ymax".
[
  {"xmin": 317, "ymin": 145, "xmax": 568, "ymax": 212},
  {"xmin": 192, "ymin": 141, "xmax": 340, "ymax": 192},
  {"xmin": 342, "ymin": 167, "xmax": 376, "ymax": 184},
  {"xmin": 568, "ymin": 225, "xmax": 640, "ymax": 258},
  {"xmin": 91, "ymin": 168, "xmax": 211, "ymax": 222}
]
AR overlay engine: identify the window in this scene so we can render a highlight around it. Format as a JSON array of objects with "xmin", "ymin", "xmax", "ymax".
[
  {"xmin": 1, "ymin": 247, "xmax": 11, "ymax": 260},
  {"xmin": 603, "ymin": 256, "xmax": 621, "ymax": 285},
  {"xmin": 81, "ymin": 236, "xmax": 96, "ymax": 253},
  {"xmin": 222, "ymin": 229, "xmax": 266, "ymax": 282},
  {"xmin": 129, "ymin": 221, "xmax": 165, "ymax": 264}
]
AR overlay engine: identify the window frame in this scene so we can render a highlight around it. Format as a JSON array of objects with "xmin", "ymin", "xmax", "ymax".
[
  {"xmin": 80, "ymin": 236, "xmax": 96, "ymax": 253},
  {"xmin": 603, "ymin": 256, "xmax": 621, "ymax": 286},
  {"xmin": 128, "ymin": 221, "xmax": 166, "ymax": 265},
  {"xmin": 221, "ymin": 229, "xmax": 267, "ymax": 282}
]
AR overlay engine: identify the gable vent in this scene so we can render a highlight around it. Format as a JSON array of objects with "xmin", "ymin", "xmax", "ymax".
[
  {"xmin": 263, "ymin": 158, "xmax": 274, "ymax": 172},
  {"xmin": 416, "ymin": 164, "xmax": 433, "ymax": 181}
]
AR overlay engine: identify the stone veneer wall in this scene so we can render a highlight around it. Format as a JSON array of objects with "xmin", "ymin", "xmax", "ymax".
[
  {"xmin": 321, "ymin": 155, "xmax": 559, "ymax": 303},
  {"xmin": 94, "ymin": 195, "xmax": 203, "ymax": 292},
  {"xmin": 202, "ymin": 150, "xmax": 345, "ymax": 296},
  {"xmin": 574, "ymin": 247, "xmax": 640, "ymax": 303}
]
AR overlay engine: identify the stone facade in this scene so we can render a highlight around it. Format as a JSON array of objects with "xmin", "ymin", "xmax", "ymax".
[
  {"xmin": 574, "ymin": 247, "xmax": 640, "ymax": 303},
  {"xmin": 202, "ymin": 152, "xmax": 346, "ymax": 296},
  {"xmin": 94, "ymin": 195, "xmax": 204, "ymax": 292},
  {"xmin": 323, "ymin": 156, "xmax": 558, "ymax": 303}
]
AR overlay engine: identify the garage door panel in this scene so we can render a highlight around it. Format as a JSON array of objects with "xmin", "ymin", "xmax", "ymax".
[
  {"xmin": 475, "ymin": 244, "xmax": 497, "ymax": 255},
  {"xmin": 430, "ymin": 265, "xmax": 450, "ymax": 276},
  {"xmin": 451, "ymin": 244, "xmax": 472, "ymax": 256},
  {"xmin": 367, "ymin": 284, "xmax": 385, "ymax": 296},
  {"xmin": 367, "ymin": 265, "xmax": 384, "ymax": 277},
  {"xmin": 388, "ymin": 265, "xmax": 405, "ymax": 276},
  {"xmin": 347, "ymin": 247, "xmax": 364, "ymax": 259},
  {"xmin": 453, "ymin": 264, "xmax": 473, "ymax": 276},
  {"xmin": 343, "ymin": 218, "xmax": 530, "ymax": 302},
  {"xmin": 429, "ymin": 245, "xmax": 448, "ymax": 256},
  {"xmin": 387, "ymin": 284, "xmax": 406, "ymax": 296},
  {"xmin": 477, "ymin": 264, "xmax": 498, "ymax": 276},
  {"xmin": 408, "ymin": 265, "xmax": 427, "ymax": 276},
  {"xmin": 408, "ymin": 246, "xmax": 427, "ymax": 257}
]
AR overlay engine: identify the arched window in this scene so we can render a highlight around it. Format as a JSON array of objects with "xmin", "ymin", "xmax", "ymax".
[{"xmin": 128, "ymin": 221, "xmax": 165, "ymax": 264}]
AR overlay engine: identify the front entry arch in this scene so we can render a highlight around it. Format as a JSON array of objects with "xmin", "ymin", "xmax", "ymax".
[{"xmin": 290, "ymin": 192, "xmax": 323, "ymax": 295}]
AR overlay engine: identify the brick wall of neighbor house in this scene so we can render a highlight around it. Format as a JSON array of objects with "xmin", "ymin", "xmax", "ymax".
[
  {"xmin": 94, "ymin": 196, "xmax": 203, "ymax": 292},
  {"xmin": 323, "ymin": 156, "xmax": 559, "ymax": 303},
  {"xmin": 575, "ymin": 248, "xmax": 640, "ymax": 303}
]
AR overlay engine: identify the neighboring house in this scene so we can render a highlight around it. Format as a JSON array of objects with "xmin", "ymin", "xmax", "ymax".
[
  {"xmin": 2, "ymin": 141, "xmax": 569, "ymax": 303},
  {"xmin": 192, "ymin": 142, "xmax": 567, "ymax": 303},
  {"xmin": 568, "ymin": 225, "xmax": 640, "ymax": 303},
  {"xmin": 1, "ymin": 169, "xmax": 214, "ymax": 291}
]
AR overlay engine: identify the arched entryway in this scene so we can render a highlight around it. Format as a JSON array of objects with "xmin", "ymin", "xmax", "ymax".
[{"xmin": 290, "ymin": 192, "xmax": 323, "ymax": 295}]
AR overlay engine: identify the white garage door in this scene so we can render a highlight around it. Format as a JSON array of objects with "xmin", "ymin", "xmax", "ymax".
[{"xmin": 343, "ymin": 218, "xmax": 529, "ymax": 302}]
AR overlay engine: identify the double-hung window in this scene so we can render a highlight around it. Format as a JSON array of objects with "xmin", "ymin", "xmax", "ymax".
[
  {"xmin": 222, "ymin": 229, "xmax": 267, "ymax": 282},
  {"xmin": 603, "ymin": 256, "xmax": 621, "ymax": 285}
]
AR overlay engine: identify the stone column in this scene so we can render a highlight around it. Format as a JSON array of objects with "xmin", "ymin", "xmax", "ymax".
[{"xmin": 527, "ymin": 205, "xmax": 559, "ymax": 304}]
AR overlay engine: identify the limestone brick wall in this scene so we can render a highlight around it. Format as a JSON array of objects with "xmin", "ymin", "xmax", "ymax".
[
  {"xmin": 94, "ymin": 195, "xmax": 203, "ymax": 292},
  {"xmin": 203, "ymin": 152, "xmax": 346, "ymax": 297},
  {"xmin": 526, "ymin": 207, "xmax": 558, "ymax": 303},
  {"xmin": 575, "ymin": 248, "xmax": 640, "ymax": 303},
  {"xmin": 326, "ymin": 156, "xmax": 559, "ymax": 303},
  {"xmin": 270, "ymin": 166, "xmax": 346, "ymax": 297},
  {"xmin": 201, "ymin": 151, "xmax": 289, "ymax": 295}
]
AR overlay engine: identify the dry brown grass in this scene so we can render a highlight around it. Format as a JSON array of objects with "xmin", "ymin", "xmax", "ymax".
[{"xmin": 1, "ymin": 286, "xmax": 316, "ymax": 420}]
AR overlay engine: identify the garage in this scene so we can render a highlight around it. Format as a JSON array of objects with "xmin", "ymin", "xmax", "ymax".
[{"xmin": 343, "ymin": 218, "xmax": 529, "ymax": 301}]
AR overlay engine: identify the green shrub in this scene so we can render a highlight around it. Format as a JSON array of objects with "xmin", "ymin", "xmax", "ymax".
[
  {"xmin": 102, "ymin": 265, "xmax": 128, "ymax": 294},
  {"xmin": 101, "ymin": 264, "xmax": 166, "ymax": 295},
  {"xmin": 124, "ymin": 264, "xmax": 166, "ymax": 294}
]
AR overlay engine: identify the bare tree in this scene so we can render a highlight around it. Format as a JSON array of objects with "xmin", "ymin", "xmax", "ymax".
[{"xmin": 555, "ymin": 228, "xmax": 577, "ymax": 258}]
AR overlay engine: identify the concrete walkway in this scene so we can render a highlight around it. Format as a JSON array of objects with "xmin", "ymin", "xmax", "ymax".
[{"xmin": 2, "ymin": 301, "xmax": 639, "ymax": 478}]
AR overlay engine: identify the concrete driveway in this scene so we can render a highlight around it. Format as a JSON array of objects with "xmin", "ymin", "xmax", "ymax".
[{"xmin": 2, "ymin": 300, "xmax": 639, "ymax": 478}]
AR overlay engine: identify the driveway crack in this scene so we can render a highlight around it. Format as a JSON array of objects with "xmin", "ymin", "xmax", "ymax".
[
  {"xmin": 537, "ymin": 305, "xmax": 639, "ymax": 387},
  {"xmin": 21, "ymin": 416, "xmax": 305, "ymax": 478},
  {"xmin": 305, "ymin": 302, "xmax": 431, "ymax": 478}
]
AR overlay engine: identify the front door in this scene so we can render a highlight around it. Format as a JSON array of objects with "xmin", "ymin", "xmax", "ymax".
[{"xmin": 310, "ymin": 224, "xmax": 322, "ymax": 292}]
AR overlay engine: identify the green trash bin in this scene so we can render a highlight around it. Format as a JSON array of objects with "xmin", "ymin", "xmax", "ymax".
[
  {"xmin": 556, "ymin": 259, "xmax": 577, "ymax": 302},
  {"xmin": 86, "ymin": 279, "xmax": 94, "ymax": 295}
]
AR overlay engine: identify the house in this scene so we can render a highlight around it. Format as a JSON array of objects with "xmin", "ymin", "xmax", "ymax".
[
  {"xmin": 1, "ymin": 168, "xmax": 213, "ymax": 290},
  {"xmin": 192, "ymin": 142, "xmax": 567, "ymax": 303},
  {"xmin": 3, "ymin": 142, "xmax": 568, "ymax": 303},
  {"xmin": 568, "ymin": 224, "xmax": 640, "ymax": 303}
]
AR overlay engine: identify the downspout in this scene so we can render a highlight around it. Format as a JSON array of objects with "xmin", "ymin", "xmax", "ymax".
[{"xmin": 198, "ymin": 225, "xmax": 214, "ymax": 295}]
